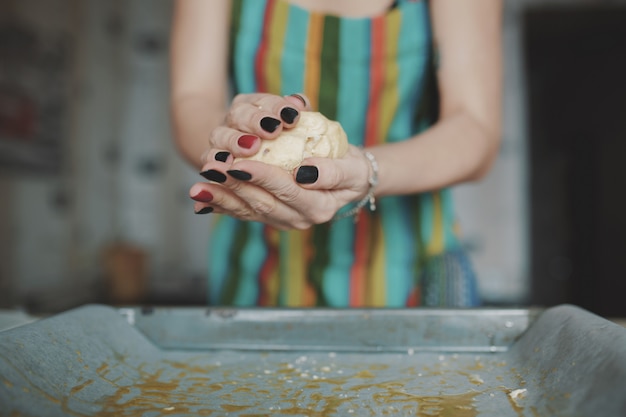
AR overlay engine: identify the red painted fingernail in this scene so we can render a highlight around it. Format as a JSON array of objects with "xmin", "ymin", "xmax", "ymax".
[
  {"xmin": 191, "ymin": 190, "xmax": 213, "ymax": 203},
  {"xmin": 237, "ymin": 135, "xmax": 258, "ymax": 149}
]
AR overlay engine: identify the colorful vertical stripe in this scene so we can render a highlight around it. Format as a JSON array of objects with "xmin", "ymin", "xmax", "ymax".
[{"xmin": 211, "ymin": 0, "xmax": 479, "ymax": 308}]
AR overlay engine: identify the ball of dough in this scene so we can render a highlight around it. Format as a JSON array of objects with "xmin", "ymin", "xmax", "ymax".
[{"xmin": 238, "ymin": 111, "xmax": 348, "ymax": 171}]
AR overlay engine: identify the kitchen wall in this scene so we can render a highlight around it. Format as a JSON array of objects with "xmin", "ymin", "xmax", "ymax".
[
  {"xmin": 3, "ymin": 0, "xmax": 614, "ymax": 312},
  {"xmin": 0, "ymin": 0, "xmax": 209, "ymax": 311}
]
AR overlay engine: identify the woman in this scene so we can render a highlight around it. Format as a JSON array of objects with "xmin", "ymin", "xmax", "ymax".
[{"xmin": 170, "ymin": 0, "xmax": 502, "ymax": 307}]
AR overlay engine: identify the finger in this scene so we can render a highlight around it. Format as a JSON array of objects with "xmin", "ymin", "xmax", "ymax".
[
  {"xmin": 233, "ymin": 93, "xmax": 306, "ymax": 124},
  {"xmin": 294, "ymin": 146, "xmax": 370, "ymax": 193},
  {"xmin": 206, "ymin": 126, "xmax": 261, "ymax": 160},
  {"xmin": 228, "ymin": 94, "xmax": 303, "ymax": 136},
  {"xmin": 200, "ymin": 148, "xmax": 234, "ymax": 166},
  {"xmin": 227, "ymin": 101, "xmax": 284, "ymax": 139},
  {"xmin": 194, "ymin": 162, "xmax": 312, "ymax": 228},
  {"xmin": 284, "ymin": 93, "xmax": 312, "ymax": 111},
  {"xmin": 229, "ymin": 160, "xmax": 339, "ymax": 224},
  {"xmin": 253, "ymin": 95, "xmax": 302, "ymax": 128},
  {"xmin": 209, "ymin": 177, "xmax": 308, "ymax": 229}
]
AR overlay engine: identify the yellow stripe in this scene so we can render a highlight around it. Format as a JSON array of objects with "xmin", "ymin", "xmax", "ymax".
[
  {"xmin": 428, "ymin": 192, "xmax": 445, "ymax": 255},
  {"xmin": 304, "ymin": 13, "xmax": 324, "ymax": 110},
  {"xmin": 266, "ymin": 228, "xmax": 281, "ymax": 305},
  {"xmin": 377, "ymin": 11, "xmax": 401, "ymax": 144},
  {"xmin": 264, "ymin": 0, "xmax": 289, "ymax": 95},
  {"xmin": 286, "ymin": 230, "xmax": 307, "ymax": 306},
  {"xmin": 367, "ymin": 217, "xmax": 386, "ymax": 306}
]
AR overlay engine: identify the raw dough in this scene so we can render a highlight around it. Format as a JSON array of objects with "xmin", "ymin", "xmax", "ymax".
[{"xmin": 238, "ymin": 111, "xmax": 348, "ymax": 171}]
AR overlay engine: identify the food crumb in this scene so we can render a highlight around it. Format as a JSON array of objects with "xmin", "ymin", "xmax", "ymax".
[
  {"xmin": 469, "ymin": 374, "xmax": 484, "ymax": 385},
  {"xmin": 509, "ymin": 388, "xmax": 527, "ymax": 399}
]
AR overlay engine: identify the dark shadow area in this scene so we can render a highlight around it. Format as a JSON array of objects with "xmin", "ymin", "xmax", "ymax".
[{"xmin": 525, "ymin": 6, "xmax": 626, "ymax": 317}]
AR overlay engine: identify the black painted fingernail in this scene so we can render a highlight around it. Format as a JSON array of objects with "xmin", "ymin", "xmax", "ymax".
[
  {"xmin": 200, "ymin": 169, "xmax": 227, "ymax": 183},
  {"xmin": 195, "ymin": 207, "xmax": 214, "ymax": 215},
  {"xmin": 280, "ymin": 107, "xmax": 299, "ymax": 124},
  {"xmin": 215, "ymin": 151, "xmax": 230, "ymax": 162},
  {"xmin": 296, "ymin": 166, "xmax": 318, "ymax": 184},
  {"xmin": 227, "ymin": 170, "xmax": 252, "ymax": 181},
  {"xmin": 260, "ymin": 117, "xmax": 281, "ymax": 132}
]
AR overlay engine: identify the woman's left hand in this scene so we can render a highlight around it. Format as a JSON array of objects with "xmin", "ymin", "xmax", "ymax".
[{"xmin": 189, "ymin": 145, "xmax": 373, "ymax": 230}]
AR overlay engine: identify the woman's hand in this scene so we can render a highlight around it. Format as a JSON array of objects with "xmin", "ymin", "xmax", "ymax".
[
  {"xmin": 190, "ymin": 145, "xmax": 373, "ymax": 230},
  {"xmin": 200, "ymin": 93, "xmax": 309, "ymax": 165}
]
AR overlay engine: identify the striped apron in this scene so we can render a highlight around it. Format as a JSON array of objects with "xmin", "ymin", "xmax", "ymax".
[{"xmin": 207, "ymin": 0, "xmax": 480, "ymax": 307}]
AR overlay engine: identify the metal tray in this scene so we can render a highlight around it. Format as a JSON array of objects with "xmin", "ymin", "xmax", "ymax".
[{"xmin": 0, "ymin": 304, "xmax": 625, "ymax": 416}]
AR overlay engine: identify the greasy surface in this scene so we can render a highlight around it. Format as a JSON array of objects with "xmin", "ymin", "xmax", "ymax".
[{"xmin": 1, "ymin": 305, "xmax": 625, "ymax": 416}]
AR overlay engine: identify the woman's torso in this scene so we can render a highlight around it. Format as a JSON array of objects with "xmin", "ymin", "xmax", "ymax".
[{"xmin": 207, "ymin": 0, "xmax": 479, "ymax": 308}]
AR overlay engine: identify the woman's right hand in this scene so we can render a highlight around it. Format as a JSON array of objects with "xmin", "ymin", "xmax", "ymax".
[{"xmin": 200, "ymin": 93, "xmax": 310, "ymax": 165}]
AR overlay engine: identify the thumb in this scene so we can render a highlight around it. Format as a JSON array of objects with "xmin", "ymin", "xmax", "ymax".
[{"xmin": 294, "ymin": 154, "xmax": 369, "ymax": 193}]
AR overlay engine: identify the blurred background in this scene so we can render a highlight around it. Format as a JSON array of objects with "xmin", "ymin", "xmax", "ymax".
[{"xmin": 0, "ymin": 0, "xmax": 624, "ymax": 317}]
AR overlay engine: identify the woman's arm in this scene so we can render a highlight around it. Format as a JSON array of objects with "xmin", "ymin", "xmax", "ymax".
[
  {"xmin": 369, "ymin": 0, "xmax": 502, "ymax": 196},
  {"xmin": 170, "ymin": 0, "xmax": 231, "ymax": 169},
  {"xmin": 187, "ymin": 0, "xmax": 502, "ymax": 229}
]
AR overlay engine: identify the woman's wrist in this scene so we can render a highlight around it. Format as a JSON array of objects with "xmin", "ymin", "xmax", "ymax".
[{"xmin": 332, "ymin": 148, "xmax": 379, "ymax": 222}]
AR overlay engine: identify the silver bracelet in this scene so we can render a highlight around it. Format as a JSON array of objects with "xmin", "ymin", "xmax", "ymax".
[{"xmin": 332, "ymin": 150, "xmax": 379, "ymax": 222}]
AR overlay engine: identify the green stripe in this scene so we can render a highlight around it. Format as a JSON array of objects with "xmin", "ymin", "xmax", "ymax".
[
  {"xmin": 310, "ymin": 224, "xmax": 331, "ymax": 306},
  {"xmin": 412, "ymin": 194, "xmax": 427, "ymax": 290},
  {"xmin": 229, "ymin": 0, "xmax": 243, "ymax": 74},
  {"xmin": 318, "ymin": 15, "xmax": 340, "ymax": 118},
  {"xmin": 278, "ymin": 230, "xmax": 288, "ymax": 305},
  {"xmin": 306, "ymin": 15, "xmax": 341, "ymax": 306},
  {"xmin": 221, "ymin": 221, "xmax": 251, "ymax": 305}
]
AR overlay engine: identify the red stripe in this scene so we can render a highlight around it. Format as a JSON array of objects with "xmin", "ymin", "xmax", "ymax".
[
  {"xmin": 349, "ymin": 17, "xmax": 386, "ymax": 307},
  {"xmin": 406, "ymin": 287, "xmax": 421, "ymax": 307},
  {"xmin": 254, "ymin": 0, "xmax": 276, "ymax": 92},
  {"xmin": 258, "ymin": 226, "xmax": 279, "ymax": 306},
  {"xmin": 364, "ymin": 16, "xmax": 385, "ymax": 147},
  {"xmin": 349, "ymin": 212, "xmax": 370, "ymax": 306}
]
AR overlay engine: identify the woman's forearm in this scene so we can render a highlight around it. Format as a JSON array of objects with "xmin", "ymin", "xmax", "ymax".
[
  {"xmin": 171, "ymin": 96, "xmax": 226, "ymax": 170},
  {"xmin": 370, "ymin": 108, "xmax": 500, "ymax": 197}
]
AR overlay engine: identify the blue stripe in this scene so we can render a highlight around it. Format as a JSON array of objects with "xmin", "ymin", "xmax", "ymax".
[
  {"xmin": 337, "ymin": 18, "xmax": 370, "ymax": 147},
  {"xmin": 233, "ymin": 0, "xmax": 268, "ymax": 93},
  {"xmin": 233, "ymin": 222, "xmax": 266, "ymax": 305},
  {"xmin": 280, "ymin": 4, "xmax": 308, "ymax": 95},
  {"xmin": 441, "ymin": 188, "xmax": 459, "ymax": 249},
  {"xmin": 387, "ymin": 0, "xmax": 431, "ymax": 143},
  {"xmin": 207, "ymin": 216, "xmax": 238, "ymax": 303}
]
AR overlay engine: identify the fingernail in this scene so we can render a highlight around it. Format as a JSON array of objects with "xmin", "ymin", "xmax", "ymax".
[
  {"xmin": 296, "ymin": 166, "xmax": 318, "ymax": 184},
  {"xmin": 227, "ymin": 170, "xmax": 252, "ymax": 181},
  {"xmin": 280, "ymin": 107, "xmax": 299, "ymax": 124},
  {"xmin": 190, "ymin": 190, "xmax": 213, "ymax": 203},
  {"xmin": 215, "ymin": 151, "xmax": 230, "ymax": 162},
  {"xmin": 195, "ymin": 207, "xmax": 214, "ymax": 215},
  {"xmin": 237, "ymin": 135, "xmax": 258, "ymax": 149},
  {"xmin": 200, "ymin": 169, "xmax": 227, "ymax": 183},
  {"xmin": 260, "ymin": 117, "xmax": 281, "ymax": 132}
]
